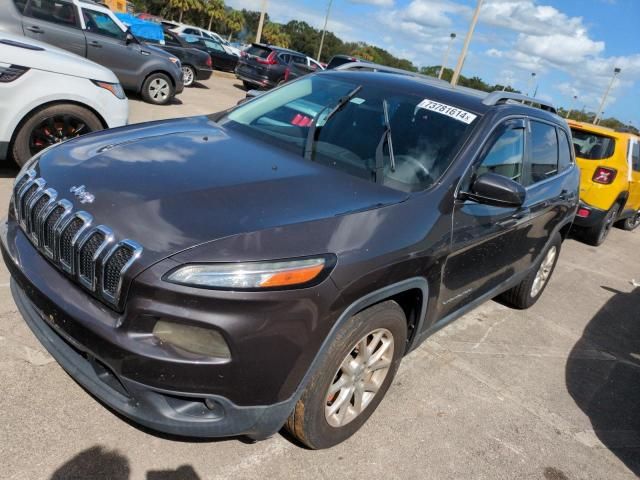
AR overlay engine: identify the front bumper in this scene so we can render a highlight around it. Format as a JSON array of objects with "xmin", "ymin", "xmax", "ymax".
[
  {"xmin": 1, "ymin": 219, "xmax": 338, "ymax": 438},
  {"xmin": 572, "ymin": 201, "xmax": 608, "ymax": 228}
]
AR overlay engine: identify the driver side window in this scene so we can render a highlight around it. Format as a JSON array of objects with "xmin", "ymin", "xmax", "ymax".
[
  {"xmin": 82, "ymin": 9, "xmax": 124, "ymax": 39},
  {"xmin": 476, "ymin": 124, "xmax": 525, "ymax": 184}
]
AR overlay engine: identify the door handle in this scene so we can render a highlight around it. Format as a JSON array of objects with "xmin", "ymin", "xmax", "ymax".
[
  {"xmin": 511, "ymin": 209, "xmax": 530, "ymax": 220},
  {"xmin": 89, "ymin": 41, "xmax": 102, "ymax": 48},
  {"xmin": 26, "ymin": 25, "xmax": 44, "ymax": 33}
]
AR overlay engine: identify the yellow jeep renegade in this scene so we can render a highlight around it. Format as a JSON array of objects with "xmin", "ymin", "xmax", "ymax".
[{"xmin": 569, "ymin": 120, "xmax": 640, "ymax": 245}]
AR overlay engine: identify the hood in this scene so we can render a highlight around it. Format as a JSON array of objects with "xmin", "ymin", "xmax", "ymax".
[
  {"xmin": 34, "ymin": 116, "xmax": 408, "ymax": 268},
  {"xmin": 0, "ymin": 32, "xmax": 118, "ymax": 83}
]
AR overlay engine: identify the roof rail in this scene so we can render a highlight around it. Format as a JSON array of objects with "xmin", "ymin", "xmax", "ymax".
[
  {"xmin": 483, "ymin": 92, "xmax": 557, "ymax": 114},
  {"xmin": 335, "ymin": 62, "xmax": 442, "ymax": 83}
]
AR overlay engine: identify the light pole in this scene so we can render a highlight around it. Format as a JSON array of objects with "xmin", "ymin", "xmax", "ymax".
[
  {"xmin": 438, "ymin": 33, "xmax": 456, "ymax": 80},
  {"xmin": 594, "ymin": 67, "xmax": 621, "ymax": 124},
  {"xmin": 566, "ymin": 95, "xmax": 578, "ymax": 119},
  {"xmin": 451, "ymin": 0, "xmax": 483, "ymax": 86},
  {"xmin": 527, "ymin": 72, "xmax": 536, "ymax": 97},
  {"xmin": 255, "ymin": 0, "xmax": 267, "ymax": 44},
  {"xmin": 316, "ymin": 0, "xmax": 334, "ymax": 62}
]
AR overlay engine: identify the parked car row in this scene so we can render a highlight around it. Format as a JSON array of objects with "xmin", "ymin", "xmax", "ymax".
[{"xmin": 2, "ymin": 0, "xmax": 184, "ymax": 105}]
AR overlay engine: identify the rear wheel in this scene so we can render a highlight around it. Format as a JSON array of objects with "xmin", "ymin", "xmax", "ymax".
[
  {"xmin": 286, "ymin": 301, "xmax": 407, "ymax": 449},
  {"xmin": 498, "ymin": 232, "xmax": 562, "ymax": 309},
  {"xmin": 182, "ymin": 65, "xmax": 196, "ymax": 87},
  {"xmin": 583, "ymin": 203, "xmax": 620, "ymax": 246},
  {"xmin": 11, "ymin": 104, "xmax": 102, "ymax": 166},
  {"xmin": 141, "ymin": 73, "xmax": 174, "ymax": 105}
]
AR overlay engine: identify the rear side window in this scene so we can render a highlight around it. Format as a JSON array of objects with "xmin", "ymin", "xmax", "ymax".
[
  {"xmin": 25, "ymin": 0, "xmax": 79, "ymax": 28},
  {"xmin": 570, "ymin": 129, "xmax": 615, "ymax": 160},
  {"xmin": 246, "ymin": 45, "xmax": 272, "ymax": 59},
  {"xmin": 82, "ymin": 9, "xmax": 123, "ymax": 39},
  {"xmin": 291, "ymin": 55, "xmax": 306, "ymax": 65},
  {"xmin": 558, "ymin": 129, "xmax": 573, "ymax": 172},
  {"xmin": 530, "ymin": 121, "xmax": 558, "ymax": 183},
  {"xmin": 204, "ymin": 40, "xmax": 224, "ymax": 52},
  {"xmin": 13, "ymin": 0, "xmax": 27, "ymax": 13},
  {"xmin": 477, "ymin": 124, "xmax": 525, "ymax": 183},
  {"xmin": 632, "ymin": 141, "xmax": 640, "ymax": 172},
  {"xmin": 183, "ymin": 28, "xmax": 200, "ymax": 36}
]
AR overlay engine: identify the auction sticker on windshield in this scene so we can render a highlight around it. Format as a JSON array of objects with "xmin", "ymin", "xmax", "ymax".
[{"xmin": 417, "ymin": 99, "xmax": 477, "ymax": 124}]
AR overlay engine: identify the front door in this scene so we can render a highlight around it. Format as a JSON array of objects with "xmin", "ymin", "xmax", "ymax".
[
  {"xmin": 439, "ymin": 118, "xmax": 530, "ymax": 318},
  {"xmin": 22, "ymin": 0, "xmax": 86, "ymax": 56},
  {"xmin": 81, "ymin": 7, "xmax": 140, "ymax": 89}
]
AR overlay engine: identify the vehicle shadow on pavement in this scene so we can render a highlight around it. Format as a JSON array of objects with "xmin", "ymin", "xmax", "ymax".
[
  {"xmin": 0, "ymin": 164, "xmax": 19, "ymax": 178},
  {"xmin": 49, "ymin": 445, "xmax": 201, "ymax": 480},
  {"xmin": 565, "ymin": 285, "xmax": 640, "ymax": 476}
]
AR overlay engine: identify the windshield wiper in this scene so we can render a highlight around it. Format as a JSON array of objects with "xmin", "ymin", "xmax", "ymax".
[
  {"xmin": 373, "ymin": 99, "xmax": 396, "ymax": 183},
  {"xmin": 303, "ymin": 85, "xmax": 363, "ymax": 161}
]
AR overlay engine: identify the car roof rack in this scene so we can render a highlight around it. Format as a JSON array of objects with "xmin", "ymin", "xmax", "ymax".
[{"xmin": 483, "ymin": 92, "xmax": 557, "ymax": 114}]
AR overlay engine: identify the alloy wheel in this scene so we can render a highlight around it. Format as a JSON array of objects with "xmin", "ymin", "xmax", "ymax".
[
  {"xmin": 182, "ymin": 66, "xmax": 194, "ymax": 86},
  {"xmin": 28, "ymin": 114, "xmax": 92, "ymax": 156},
  {"xmin": 149, "ymin": 78, "xmax": 170, "ymax": 101},
  {"xmin": 325, "ymin": 328, "xmax": 394, "ymax": 428},
  {"xmin": 531, "ymin": 246, "xmax": 557, "ymax": 298}
]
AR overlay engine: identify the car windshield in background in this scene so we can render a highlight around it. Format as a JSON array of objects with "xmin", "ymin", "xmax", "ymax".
[
  {"xmin": 571, "ymin": 129, "xmax": 616, "ymax": 160},
  {"xmin": 220, "ymin": 75, "xmax": 477, "ymax": 192}
]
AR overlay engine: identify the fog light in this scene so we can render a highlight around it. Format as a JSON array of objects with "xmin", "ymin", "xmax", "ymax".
[{"xmin": 153, "ymin": 320, "xmax": 231, "ymax": 359}]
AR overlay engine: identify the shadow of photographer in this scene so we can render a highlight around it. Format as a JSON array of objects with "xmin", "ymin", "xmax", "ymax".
[
  {"xmin": 565, "ymin": 285, "xmax": 640, "ymax": 475},
  {"xmin": 50, "ymin": 446, "xmax": 201, "ymax": 480}
]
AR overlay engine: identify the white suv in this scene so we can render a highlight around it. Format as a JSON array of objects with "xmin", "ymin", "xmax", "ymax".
[
  {"xmin": 0, "ymin": 32, "xmax": 128, "ymax": 166},
  {"xmin": 166, "ymin": 22, "xmax": 241, "ymax": 56}
]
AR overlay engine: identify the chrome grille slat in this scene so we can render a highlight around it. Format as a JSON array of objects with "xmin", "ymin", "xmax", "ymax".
[{"xmin": 12, "ymin": 172, "xmax": 142, "ymax": 310}]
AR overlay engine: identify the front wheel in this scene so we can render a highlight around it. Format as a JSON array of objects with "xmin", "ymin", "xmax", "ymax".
[
  {"xmin": 620, "ymin": 212, "xmax": 640, "ymax": 231},
  {"xmin": 141, "ymin": 73, "xmax": 174, "ymax": 105},
  {"xmin": 498, "ymin": 232, "xmax": 562, "ymax": 309},
  {"xmin": 286, "ymin": 301, "xmax": 407, "ymax": 449},
  {"xmin": 11, "ymin": 104, "xmax": 103, "ymax": 166}
]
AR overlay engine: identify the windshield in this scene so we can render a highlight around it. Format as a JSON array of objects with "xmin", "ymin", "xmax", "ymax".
[
  {"xmin": 570, "ymin": 128, "xmax": 616, "ymax": 160},
  {"xmin": 219, "ymin": 75, "xmax": 477, "ymax": 192}
]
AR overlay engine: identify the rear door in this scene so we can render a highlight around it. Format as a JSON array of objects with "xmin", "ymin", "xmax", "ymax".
[
  {"xmin": 81, "ymin": 7, "xmax": 139, "ymax": 89},
  {"xmin": 21, "ymin": 0, "xmax": 86, "ymax": 56},
  {"xmin": 627, "ymin": 138, "xmax": 640, "ymax": 212},
  {"xmin": 203, "ymin": 39, "xmax": 235, "ymax": 71}
]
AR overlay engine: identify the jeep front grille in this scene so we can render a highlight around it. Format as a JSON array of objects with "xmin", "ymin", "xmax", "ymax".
[{"xmin": 12, "ymin": 169, "xmax": 142, "ymax": 310}]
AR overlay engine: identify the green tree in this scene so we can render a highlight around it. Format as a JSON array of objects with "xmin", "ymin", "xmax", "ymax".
[
  {"xmin": 262, "ymin": 22, "xmax": 290, "ymax": 48},
  {"xmin": 203, "ymin": 0, "xmax": 224, "ymax": 31},
  {"xmin": 224, "ymin": 10, "xmax": 245, "ymax": 40},
  {"xmin": 168, "ymin": 0, "xmax": 202, "ymax": 23}
]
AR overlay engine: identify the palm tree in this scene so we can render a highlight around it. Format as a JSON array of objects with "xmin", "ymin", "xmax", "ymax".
[
  {"xmin": 169, "ymin": 0, "xmax": 203, "ymax": 23},
  {"xmin": 224, "ymin": 10, "xmax": 244, "ymax": 40},
  {"xmin": 203, "ymin": 0, "xmax": 225, "ymax": 31}
]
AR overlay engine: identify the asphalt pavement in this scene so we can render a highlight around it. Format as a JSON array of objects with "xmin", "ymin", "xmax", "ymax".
[{"xmin": 1, "ymin": 72, "xmax": 638, "ymax": 480}]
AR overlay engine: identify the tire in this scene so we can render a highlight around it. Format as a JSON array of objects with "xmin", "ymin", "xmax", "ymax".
[
  {"xmin": 11, "ymin": 104, "xmax": 103, "ymax": 167},
  {"xmin": 141, "ymin": 73, "xmax": 175, "ymax": 105},
  {"xmin": 620, "ymin": 213, "xmax": 640, "ymax": 231},
  {"xmin": 582, "ymin": 203, "xmax": 620, "ymax": 246},
  {"xmin": 286, "ymin": 300, "xmax": 407, "ymax": 449},
  {"xmin": 498, "ymin": 232, "xmax": 562, "ymax": 310},
  {"xmin": 182, "ymin": 65, "xmax": 196, "ymax": 87}
]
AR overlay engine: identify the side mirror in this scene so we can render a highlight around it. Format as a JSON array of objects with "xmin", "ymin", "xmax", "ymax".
[
  {"xmin": 125, "ymin": 32, "xmax": 136, "ymax": 45},
  {"xmin": 463, "ymin": 172, "xmax": 526, "ymax": 207}
]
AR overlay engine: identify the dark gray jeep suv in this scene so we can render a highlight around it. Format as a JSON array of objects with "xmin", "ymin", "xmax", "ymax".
[{"xmin": 1, "ymin": 68, "xmax": 579, "ymax": 449}]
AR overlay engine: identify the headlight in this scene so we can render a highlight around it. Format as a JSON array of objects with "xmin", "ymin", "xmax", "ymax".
[
  {"xmin": 92, "ymin": 80, "xmax": 126, "ymax": 99},
  {"xmin": 153, "ymin": 320, "xmax": 231, "ymax": 359},
  {"xmin": 165, "ymin": 257, "xmax": 330, "ymax": 290}
]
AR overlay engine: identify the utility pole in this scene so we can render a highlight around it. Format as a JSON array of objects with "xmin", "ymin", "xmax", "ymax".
[
  {"xmin": 317, "ymin": 0, "xmax": 333, "ymax": 62},
  {"xmin": 527, "ymin": 72, "xmax": 536, "ymax": 97},
  {"xmin": 438, "ymin": 33, "xmax": 456, "ymax": 80},
  {"xmin": 594, "ymin": 67, "xmax": 621, "ymax": 124},
  {"xmin": 255, "ymin": 0, "xmax": 267, "ymax": 44},
  {"xmin": 451, "ymin": 0, "xmax": 483, "ymax": 86},
  {"xmin": 566, "ymin": 95, "xmax": 578, "ymax": 119}
]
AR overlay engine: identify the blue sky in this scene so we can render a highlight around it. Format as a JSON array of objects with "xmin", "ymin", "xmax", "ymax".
[{"xmin": 226, "ymin": 0, "xmax": 640, "ymax": 126}]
